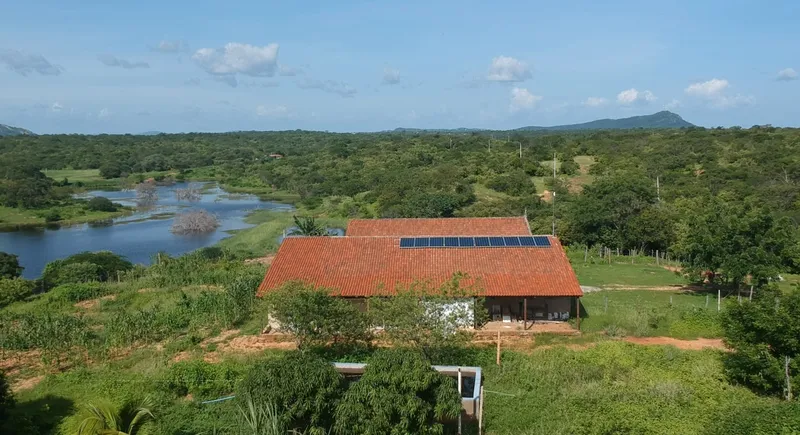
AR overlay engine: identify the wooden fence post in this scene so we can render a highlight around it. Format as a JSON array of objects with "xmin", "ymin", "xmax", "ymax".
[{"xmin": 496, "ymin": 331, "xmax": 501, "ymax": 366}]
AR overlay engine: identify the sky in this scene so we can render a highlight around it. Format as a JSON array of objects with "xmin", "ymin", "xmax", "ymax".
[{"xmin": 0, "ymin": 0, "xmax": 798, "ymax": 134}]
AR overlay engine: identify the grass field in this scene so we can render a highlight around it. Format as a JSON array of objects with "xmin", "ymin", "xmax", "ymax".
[
  {"xmin": 43, "ymin": 168, "xmax": 104, "ymax": 183},
  {"xmin": 0, "ymin": 204, "xmax": 130, "ymax": 230}
]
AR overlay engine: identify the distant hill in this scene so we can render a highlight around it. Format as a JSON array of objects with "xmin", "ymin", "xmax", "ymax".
[
  {"xmin": 515, "ymin": 111, "xmax": 694, "ymax": 131},
  {"xmin": 393, "ymin": 111, "xmax": 694, "ymax": 133},
  {"xmin": 0, "ymin": 123, "xmax": 35, "ymax": 137},
  {"xmin": 139, "ymin": 131, "xmax": 164, "ymax": 136}
]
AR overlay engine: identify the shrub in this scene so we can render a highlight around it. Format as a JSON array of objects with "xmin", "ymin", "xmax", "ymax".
[
  {"xmin": 43, "ymin": 210, "xmax": 61, "ymax": 223},
  {"xmin": 42, "ymin": 251, "xmax": 132, "ymax": 285},
  {"xmin": 0, "ymin": 252, "xmax": 23, "ymax": 279},
  {"xmin": 487, "ymin": 170, "xmax": 535, "ymax": 196},
  {"xmin": 560, "ymin": 159, "xmax": 579, "ymax": 175},
  {"xmin": 0, "ymin": 370, "xmax": 13, "ymax": 422},
  {"xmin": 50, "ymin": 282, "xmax": 107, "ymax": 302},
  {"xmin": 334, "ymin": 348, "xmax": 462, "ymax": 435},
  {"xmin": 238, "ymin": 352, "xmax": 344, "ymax": 432},
  {"xmin": 42, "ymin": 262, "xmax": 101, "ymax": 286},
  {"xmin": 161, "ymin": 360, "xmax": 242, "ymax": 399},
  {"xmin": 266, "ymin": 281, "xmax": 371, "ymax": 349},
  {"xmin": 0, "ymin": 278, "xmax": 35, "ymax": 307},
  {"xmin": 86, "ymin": 196, "xmax": 117, "ymax": 212}
]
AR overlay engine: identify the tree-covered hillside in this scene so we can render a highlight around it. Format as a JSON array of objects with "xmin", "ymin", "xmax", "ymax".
[{"xmin": 1, "ymin": 126, "xmax": 799, "ymax": 271}]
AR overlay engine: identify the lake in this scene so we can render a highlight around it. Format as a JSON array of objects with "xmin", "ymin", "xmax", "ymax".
[{"xmin": 0, "ymin": 183, "xmax": 294, "ymax": 279}]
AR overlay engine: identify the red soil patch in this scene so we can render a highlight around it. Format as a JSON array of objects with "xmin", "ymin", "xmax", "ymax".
[
  {"xmin": 217, "ymin": 334, "xmax": 297, "ymax": 353},
  {"xmin": 74, "ymin": 294, "xmax": 117, "ymax": 310}
]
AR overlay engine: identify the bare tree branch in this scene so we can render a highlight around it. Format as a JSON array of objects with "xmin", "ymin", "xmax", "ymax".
[{"xmin": 170, "ymin": 209, "xmax": 220, "ymax": 235}]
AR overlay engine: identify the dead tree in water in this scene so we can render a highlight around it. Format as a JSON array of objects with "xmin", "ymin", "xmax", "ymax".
[
  {"xmin": 135, "ymin": 181, "xmax": 158, "ymax": 208},
  {"xmin": 174, "ymin": 184, "xmax": 202, "ymax": 202},
  {"xmin": 171, "ymin": 210, "xmax": 220, "ymax": 235}
]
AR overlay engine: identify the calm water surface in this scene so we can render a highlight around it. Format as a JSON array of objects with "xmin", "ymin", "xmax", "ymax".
[{"xmin": 0, "ymin": 183, "xmax": 293, "ymax": 278}]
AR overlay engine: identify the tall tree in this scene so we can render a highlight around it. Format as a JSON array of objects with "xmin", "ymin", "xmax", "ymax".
[
  {"xmin": 0, "ymin": 252, "xmax": 23, "ymax": 279},
  {"xmin": 673, "ymin": 199, "xmax": 799, "ymax": 286},
  {"xmin": 721, "ymin": 286, "xmax": 800, "ymax": 400}
]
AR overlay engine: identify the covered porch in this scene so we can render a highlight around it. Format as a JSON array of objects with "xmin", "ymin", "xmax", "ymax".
[{"xmin": 484, "ymin": 296, "xmax": 581, "ymax": 329}]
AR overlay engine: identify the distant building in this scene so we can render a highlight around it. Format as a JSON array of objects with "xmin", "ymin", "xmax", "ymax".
[
  {"xmin": 268, "ymin": 153, "xmax": 284, "ymax": 159},
  {"xmin": 258, "ymin": 216, "xmax": 583, "ymax": 327}
]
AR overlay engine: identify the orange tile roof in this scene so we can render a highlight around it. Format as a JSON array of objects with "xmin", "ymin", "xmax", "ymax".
[
  {"xmin": 346, "ymin": 217, "xmax": 531, "ymax": 237},
  {"xmin": 257, "ymin": 235, "xmax": 582, "ymax": 298}
]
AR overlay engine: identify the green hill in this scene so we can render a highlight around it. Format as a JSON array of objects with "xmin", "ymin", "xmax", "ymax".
[
  {"xmin": 0, "ymin": 123, "xmax": 35, "ymax": 137},
  {"xmin": 393, "ymin": 111, "xmax": 695, "ymax": 133},
  {"xmin": 515, "ymin": 111, "xmax": 694, "ymax": 131}
]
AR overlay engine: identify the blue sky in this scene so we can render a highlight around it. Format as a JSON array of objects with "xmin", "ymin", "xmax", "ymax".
[{"xmin": 1, "ymin": 0, "xmax": 798, "ymax": 134}]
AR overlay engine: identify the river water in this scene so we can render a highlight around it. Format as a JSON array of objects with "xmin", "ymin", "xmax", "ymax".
[{"xmin": 0, "ymin": 183, "xmax": 294, "ymax": 279}]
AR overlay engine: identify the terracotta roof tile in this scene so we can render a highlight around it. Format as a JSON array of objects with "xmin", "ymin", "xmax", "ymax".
[
  {"xmin": 346, "ymin": 217, "xmax": 531, "ymax": 237},
  {"xmin": 257, "ymin": 235, "xmax": 582, "ymax": 298}
]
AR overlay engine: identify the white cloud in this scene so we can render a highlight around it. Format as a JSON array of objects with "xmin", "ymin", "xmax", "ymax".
[
  {"xmin": 97, "ymin": 54, "xmax": 149, "ymax": 69},
  {"xmin": 212, "ymin": 74, "xmax": 238, "ymax": 87},
  {"xmin": 713, "ymin": 94, "xmax": 755, "ymax": 109},
  {"xmin": 509, "ymin": 87, "xmax": 542, "ymax": 112},
  {"xmin": 582, "ymin": 97, "xmax": 607, "ymax": 107},
  {"xmin": 685, "ymin": 78, "xmax": 728, "ymax": 97},
  {"xmin": 278, "ymin": 64, "xmax": 301, "ymax": 77},
  {"xmin": 98, "ymin": 108, "xmax": 111, "ymax": 119},
  {"xmin": 0, "ymin": 49, "xmax": 63, "ymax": 76},
  {"xmin": 51, "ymin": 102, "xmax": 63, "ymax": 112},
  {"xmin": 256, "ymin": 105, "xmax": 290, "ymax": 118},
  {"xmin": 382, "ymin": 67, "xmax": 400, "ymax": 85},
  {"xmin": 150, "ymin": 40, "xmax": 190, "ymax": 53},
  {"xmin": 617, "ymin": 88, "xmax": 657, "ymax": 105},
  {"xmin": 777, "ymin": 68, "xmax": 798, "ymax": 81},
  {"xmin": 684, "ymin": 78, "xmax": 754, "ymax": 109},
  {"xmin": 487, "ymin": 56, "xmax": 531, "ymax": 82},
  {"xmin": 192, "ymin": 43, "xmax": 279, "ymax": 79},
  {"xmin": 664, "ymin": 99, "xmax": 681, "ymax": 110},
  {"xmin": 297, "ymin": 78, "xmax": 357, "ymax": 97}
]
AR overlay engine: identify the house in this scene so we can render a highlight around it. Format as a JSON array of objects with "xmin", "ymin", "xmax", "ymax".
[{"xmin": 257, "ymin": 216, "xmax": 583, "ymax": 327}]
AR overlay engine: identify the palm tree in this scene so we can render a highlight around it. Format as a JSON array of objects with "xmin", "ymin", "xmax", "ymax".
[
  {"xmin": 289, "ymin": 216, "xmax": 327, "ymax": 236},
  {"xmin": 76, "ymin": 397, "xmax": 155, "ymax": 435}
]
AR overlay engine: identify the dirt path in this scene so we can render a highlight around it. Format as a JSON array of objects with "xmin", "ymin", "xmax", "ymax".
[{"xmin": 623, "ymin": 337, "xmax": 726, "ymax": 350}]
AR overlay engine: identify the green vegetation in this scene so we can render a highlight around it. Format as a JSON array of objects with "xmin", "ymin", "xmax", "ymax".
[
  {"xmin": 722, "ymin": 286, "xmax": 800, "ymax": 400},
  {"xmin": 0, "ymin": 252, "xmax": 23, "ymax": 278},
  {"xmin": 579, "ymin": 290, "xmax": 723, "ymax": 339}
]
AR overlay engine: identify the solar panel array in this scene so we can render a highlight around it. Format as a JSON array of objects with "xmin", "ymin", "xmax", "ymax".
[{"xmin": 399, "ymin": 236, "xmax": 551, "ymax": 249}]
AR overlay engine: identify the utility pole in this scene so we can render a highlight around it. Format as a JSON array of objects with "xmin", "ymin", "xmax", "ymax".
[
  {"xmin": 449, "ymin": 134, "xmax": 453, "ymax": 149},
  {"xmin": 552, "ymin": 152, "xmax": 557, "ymax": 236},
  {"xmin": 656, "ymin": 176, "xmax": 660, "ymax": 202},
  {"xmin": 489, "ymin": 135, "xmax": 492, "ymax": 152},
  {"xmin": 518, "ymin": 142, "xmax": 522, "ymax": 159}
]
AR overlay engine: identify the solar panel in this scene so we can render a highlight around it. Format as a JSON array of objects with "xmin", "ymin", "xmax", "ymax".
[
  {"xmin": 489, "ymin": 237, "xmax": 506, "ymax": 247},
  {"xmin": 398, "ymin": 235, "xmax": 550, "ymax": 249}
]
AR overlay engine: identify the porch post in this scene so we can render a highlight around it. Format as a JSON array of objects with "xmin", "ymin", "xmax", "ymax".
[
  {"xmin": 576, "ymin": 297, "xmax": 581, "ymax": 331},
  {"xmin": 523, "ymin": 298, "xmax": 528, "ymax": 330}
]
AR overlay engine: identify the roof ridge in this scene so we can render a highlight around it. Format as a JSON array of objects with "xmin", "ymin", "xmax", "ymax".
[{"xmin": 348, "ymin": 216, "xmax": 526, "ymax": 221}]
